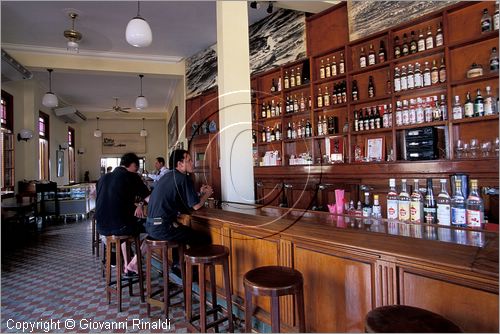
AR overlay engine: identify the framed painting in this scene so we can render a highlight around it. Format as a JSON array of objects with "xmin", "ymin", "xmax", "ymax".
[
  {"xmin": 365, "ymin": 137, "xmax": 385, "ymax": 162},
  {"xmin": 168, "ymin": 106, "xmax": 178, "ymax": 149},
  {"xmin": 102, "ymin": 133, "xmax": 146, "ymax": 154}
]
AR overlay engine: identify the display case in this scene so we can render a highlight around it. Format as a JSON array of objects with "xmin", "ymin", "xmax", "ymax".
[{"xmin": 57, "ymin": 183, "xmax": 96, "ymax": 218}]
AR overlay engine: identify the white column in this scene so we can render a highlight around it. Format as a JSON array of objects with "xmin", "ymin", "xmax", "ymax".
[{"xmin": 216, "ymin": 1, "xmax": 255, "ymax": 204}]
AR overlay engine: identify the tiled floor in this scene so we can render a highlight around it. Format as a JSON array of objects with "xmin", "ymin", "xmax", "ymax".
[{"xmin": 1, "ymin": 219, "xmax": 240, "ymax": 333}]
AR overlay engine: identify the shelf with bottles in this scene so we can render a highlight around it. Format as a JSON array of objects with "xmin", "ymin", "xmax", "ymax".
[
  {"xmin": 450, "ymin": 114, "xmax": 499, "ymax": 125},
  {"xmin": 314, "ymin": 113, "xmax": 344, "ymax": 137},
  {"xmin": 449, "ymin": 37, "xmax": 499, "ymax": 83},
  {"xmin": 350, "ymin": 94, "xmax": 392, "ymax": 107},
  {"xmin": 350, "ymin": 66, "xmax": 392, "ymax": 103},
  {"xmin": 284, "ymin": 90, "xmax": 311, "ymax": 114},
  {"xmin": 282, "ymin": 63, "xmax": 308, "ymax": 92},
  {"xmin": 255, "ymin": 68, "xmax": 282, "ymax": 98},
  {"xmin": 283, "ymin": 109, "xmax": 311, "ymax": 119},
  {"xmin": 313, "ymin": 48, "xmax": 347, "ymax": 82},
  {"xmin": 450, "ymin": 81, "xmax": 499, "ymax": 121},
  {"xmin": 349, "ymin": 32, "xmax": 389, "ymax": 73},
  {"xmin": 351, "ymin": 103, "xmax": 393, "ymax": 133},
  {"xmin": 312, "ymin": 135, "xmax": 346, "ymax": 165},
  {"xmin": 393, "ymin": 54, "xmax": 447, "ymax": 93},
  {"xmin": 257, "ymin": 98, "xmax": 283, "ymax": 121},
  {"xmin": 313, "ymin": 79, "xmax": 348, "ymax": 109},
  {"xmin": 393, "ymin": 94, "xmax": 448, "ymax": 128},
  {"xmin": 258, "ymin": 121, "xmax": 284, "ymax": 144},
  {"xmin": 282, "ymin": 118, "xmax": 314, "ymax": 141}
]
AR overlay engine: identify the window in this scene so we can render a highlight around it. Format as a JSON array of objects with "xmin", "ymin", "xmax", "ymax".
[
  {"xmin": 1, "ymin": 90, "xmax": 14, "ymax": 191},
  {"xmin": 68, "ymin": 127, "xmax": 75, "ymax": 183},
  {"xmin": 39, "ymin": 111, "xmax": 50, "ymax": 180},
  {"xmin": 100, "ymin": 157, "xmax": 145, "ymax": 175}
]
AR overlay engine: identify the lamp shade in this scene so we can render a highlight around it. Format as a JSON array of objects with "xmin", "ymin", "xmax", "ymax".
[
  {"xmin": 126, "ymin": 17, "xmax": 152, "ymax": 47},
  {"xmin": 135, "ymin": 96, "xmax": 148, "ymax": 109},
  {"xmin": 140, "ymin": 129, "xmax": 148, "ymax": 137},
  {"xmin": 42, "ymin": 92, "xmax": 58, "ymax": 108},
  {"xmin": 67, "ymin": 40, "xmax": 79, "ymax": 53},
  {"xmin": 94, "ymin": 129, "xmax": 102, "ymax": 138}
]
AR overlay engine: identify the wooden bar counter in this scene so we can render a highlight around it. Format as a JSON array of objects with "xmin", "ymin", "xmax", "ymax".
[{"xmin": 184, "ymin": 204, "xmax": 499, "ymax": 332}]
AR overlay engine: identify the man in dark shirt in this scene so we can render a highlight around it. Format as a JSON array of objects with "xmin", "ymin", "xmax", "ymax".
[{"xmin": 95, "ymin": 153, "xmax": 150, "ymax": 272}]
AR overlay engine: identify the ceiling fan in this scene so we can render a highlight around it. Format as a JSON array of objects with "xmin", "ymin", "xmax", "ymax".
[{"xmin": 104, "ymin": 97, "xmax": 131, "ymax": 113}]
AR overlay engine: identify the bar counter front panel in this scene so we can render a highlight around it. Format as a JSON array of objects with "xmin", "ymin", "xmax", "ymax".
[{"xmin": 185, "ymin": 204, "xmax": 499, "ymax": 333}]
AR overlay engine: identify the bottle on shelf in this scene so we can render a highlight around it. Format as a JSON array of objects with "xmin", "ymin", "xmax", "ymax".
[
  {"xmin": 284, "ymin": 70, "xmax": 290, "ymax": 89},
  {"xmin": 431, "ymin": 60, "xmax": 439, "ymax": 85},
  {"xmin": 452, "ymin": 95, "xmax": 463, "ymax": 120},
  {"xmin": 407, "ymin": 64, "xmax": 415, "ymax": 90},
  {"xmin": 368, "ymin": 76, "xmax": 375, "ymax": 98},
  {"xmin": 395, "ymin": 101, "xmax": 403, "ymax": 126},
  {"xmin": 324, "ymin": 86, "xmax": 330, "ymax": 107},
  {"xmin": 296, "ymin": 67, "xmax": 302, "ymax": 86},
  {"xmin": 331, "ymin": 56, "xmax": 337, "ymax": 76},
  {"xmin": 339, "ymin": 52, "xmax": 345, "ymax": 74},
  {"xmin": 385, "ymin": 71, "xmax": 391, "ymax": 95},
  {"xmin": 325, "ymin": 58, "xmax": 331, "ymax": 78},
  {"xmin": 410, "ymin": 179, "xmax": 424, "ymax": 223},
  {"xmin": 425, "ymin": 26, "xmax": 434, "ymax": 50},
  {"xmin": 372, "ymin": 195, "xmax": 382, "ymax": 219},
  {"xmin": 276, "ymin": 123, "xmax": 281, "ymax": 141},
  {"xmin": 423, "ymin": 179, "xmax": 437, "ymax": 224},
  {"xmin": 290, "ymin": 68, "xmax": 296, "ymax": 87},
  {"xmin": 322, "ymin": 115, "xmax": 328, "ymax": 135},
  {"xmin": 261, "ymin": 103, "xmax": 267, "ymax": 119},
  {"xmin": 494, "ymin": 1, "xmax": 500, "ymax": 31},
  {"xmin": 252, "ymin": 129, "xmax": 257, "ymax": 144},
  {"xmin": 352, "ymin": 80, "xmax": 359, "ymax": 101},
  {"xmin": 305, "ymin": 119, "xmax": 312, "ymax": 137},
  {"xmin": 417, "ymin": 29, "xmax": 426, "ymax": 52},
  {"xmin": 402, "ymin": 33, "xmax": 409, "ymax": 56},
  {"xmin": 374, "ymin": 106, "xmax": 381, "ymax": 129},
  {"xmin": 394, "ymin": 36, "xmax": 401, "ymax": 59},
  {"xmin": 362, "ymin": 192, "xmax": 372, "ymax": 218},
  {"xmin": 261, "ymin": 128, "xmax": 266, "ymax": 143},
  {"xmin": 319, "ymin": 59, "xmax": 325, "ymax": 79},
  {"xmin": 300, "ymin": 93, "xmax": 306, "ymax": 112},
  {"xmin": 359, "ymin": 47, "xmax": 367, "ymax": 68},
  {"xmin": 394, "ymin": 67, "xmax": 401, "ymax": 92},
  {"xmin": 440, "ymin": 95, "xmax": 448, "ymax": 121},
  {"xmin": 484, "ymin": 86, "xmax": 496, "ymax": 115},
  {"xmin": 291, "ymin": 122, "xmax": 297, "ymax": 139},
  {"xmin": 423, "ymin": 61, "xmax": 431, "ymax": 87},
  {"xmin": 424, "ymin": 96, "xmax": 433, "ymax": 123},
  {"xmin": 400, "ymin": 65, "xmax": 408, "ymax": 91},
  {"xmin": 368, "ymin": 43, "xmax": 376, "ymax": 66},
  {"xmin": 271, "ymin": 100, "xmax": 276, "ymax": 117},
  {"xmin": 438, "ymin": 58, "xmax": 446, "ymax": 83},
  {"xmin": 474, "ymin": 88, "xmax": 484, "ymax": 117},
  {"xmin": 402, "ymin": 99, "xmax": 410, "ymax": 125},
  {"xmin": 341, "ymin": 82, "xmax": 347, "ymax": 103},
  {"xmin": 266, "ymin": 126, "xmax": 271, "ymax": 142},
  {"xmin": 364, "ymin": 108, "xmax": 370, "ymax": 130},
  {"xmin": 464, "ymin": 91, "xmax": 474, "ymax": 118},
  {"xmin": 358, "ymin": 110, "xmax": 364, "ymax": 131},
  {"xmin": 387, "ymin": 178, "xmax": 399, "ymax": 220},
  {"xmin": 317, "ymin": 87, "xmax": 323, "ymax": 108},
  {"xmin": 466, "ymin": 179, "xmax": 484, "ymax": 228},
  {"xmin": 354, "ymin": 110, "xmax": 359, "ymax": 132},
  {"xmin": 416, "ymin": 97, "xmax": 425, "ymax": 123},
  {"xmin": 378, "ymin": 40, "xmax": 387, "ymax": 63},
  {"xmin": 287, "ymin": 122, "xmax": 292, "ymax": 139},
  {"xmin": 414, "ymin": 62, "xmax": 423, "ymax": 88},
  {"xmin": 332, "ymin": 84, "xmax": 338, "ymax": 105},
  {"xmin": 293, "ymin": 94, "xmax": 299, "ymax": 112},
  {"xmin": 398, "ymin": 179, "xmax": 411, "ymax": 222},
  {"xmin": 271, "ymin": 78, "xmax": 276, "ymax": 92},
  {"xmin": 435, "ymin": 22, "xmax": 444, "ymax": 47},
  {"xmin": 481, "ymin": 8, "xmax": 492, "ymax": 33},
  {"xmin": 437, "ymin": 179, "xmax": 451, "ymax": 226},
  {"xmin": 490, "ymin": 47, "xmax": 499, "ymax": 72},
  {"xmin": 409, "ymin": 31, "xmax": 417, "ymax": 54},
  {"xmin": 278, "ymin": 76, "xmax": 282, "ymax": 92},
  {"xmin": 318, "ymin": 115, "xmax": 323, "ymax": 136},
  {"xmin": 409, "ymin": 98, "xmax": 417, "ymax": 124},
  {"xmin": 451, "ymin": 178, "xmax": 467, "ymax": 227}
]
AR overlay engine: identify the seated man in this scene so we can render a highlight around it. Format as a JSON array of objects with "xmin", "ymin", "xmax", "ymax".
[{"xmin": 128, "ymin": 149, "xmax": 212, "ymax": 275}]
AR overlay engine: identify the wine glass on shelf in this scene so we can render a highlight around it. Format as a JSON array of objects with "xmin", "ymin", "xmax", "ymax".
[
  {"xmin": 454, "ymin": 139, "xmax": 464, "ymax": 159},
  {"xmin": 495, "ymin": 137, "xmax": 500, "ymax": 157},
  {"xmin": 470, "ymin": 138, "xmax": 479, "ymax": 159},
  {"xmin": 463, "ymin": 142, "xmax": 470, "ymax": 159},
  {"xmin": 481, "ymin": 141, "xmax": 491, "ymax": 158}
]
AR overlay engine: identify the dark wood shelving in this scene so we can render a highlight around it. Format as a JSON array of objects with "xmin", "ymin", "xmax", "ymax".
[
  {"xmin": 391, "ymin": 46, "xmax": 446, "ymax": 65},
  {"xmin": 450, "ymin": 72, "xmax": 499, "ymax": 87},
  {"xmin": 312, "ymin": 133, "xmax": 346, "ymax": 140},
  {"xmin": 393, "ymin": 83, "xmax": 447, "ymax": 98},
  {"xmin": 395, "ymin": 120, "xmax": 446, "ymax": 131},
  {"xmin": 351, "ymin": 127, "xmax": 393, "ymax": 135},
  {"xmin": 313, "ymin": 74, "xmax": 347, "ymax": 85},
  {"xmin": 448, "ymin": 30, "xmax": 500, "ymax": 50},
  {"xmin": 258, "ymin": 115, "xmax": 282, "ymax": 122},
  {"xmin": 258, "ymin": 140, "xmax": 283, "ymax": 146},
  {"xmin": 313, "ymin": 103, "xmax": 348, "ymax": 112},
  {"xmin": 450, "ymin": 114, "xmax": 499, "ymax": 125},
  {"xmin": 283, "ymin": 110, "xmax": 311, "ymax": 118},
  {"xmin": 283, "ymin": 83, "xmax": 310, "ymax": 94},
  {"xmin": 283, "ymin": 137, "xmax": 314, "ymax": 143},
  {"xmin": 258, "ymin": 90, "xmax": 282, "ymax": 99},
  {"xmin": 350, "ymin": 61, "xmax": 390, "ymax": 76},
  {"xmin": 350, "ymin": 94, "xmax": 392, "ymax": 106}
]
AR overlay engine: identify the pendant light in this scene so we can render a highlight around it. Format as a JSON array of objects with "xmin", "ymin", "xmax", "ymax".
[
  {"xmin": 140, "ymin": 118, "xmax": 148, "ymax": 137},
  {"xmin": 42, "ymin": 69, "xmax": 58, "ymax": 108},
  {"xmin": 94, "ymin": 117, "xmax": 102, "ymax": 138},
  {"xmin": 135, "ymin": 74, "xmax": 148, "ymax": 109},
  {"xmin": 64, "ymin": 13, "xmax": 82, "ymax": 53},
  {"xmin": 126, "ymin": 1, "xmax": 152, "ymax": 47}
]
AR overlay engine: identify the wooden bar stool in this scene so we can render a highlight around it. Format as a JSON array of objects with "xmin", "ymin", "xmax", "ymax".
[
  {"xmin": 185, "ymin": 244, "xmax": 234, "ymax": 333},
  {"xmin": 105, "ymin": 235, "xmax": 145, "ymax": 312},
  {"xmin": 91, "ymin": 216, "xmax": 100, "ymax": 257},
  {"xmin": 365, "ymin": 305, "xmax": 463, "ymax": 333},
  {"xmin": 145, "ymin": 238, "xmax": 185, "ymax": 318},
  {"xmin": 244, "ymin": 265, "xmax": 305, "ymax": 333}
]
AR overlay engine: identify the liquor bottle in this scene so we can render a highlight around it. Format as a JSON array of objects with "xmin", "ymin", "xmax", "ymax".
[
  {"xmin": 362, "ymin": 192, "xmax": 372, "ymax": 218},
  {"xmin": 369, "ymin": 107, "xmax": 375, "ymax": 130},
  {"xmin": 368, "ymin": 76, "xmax": 375, "ymax": 98},
  {"xmin": 287, "ymin": 122, "xmax": 292, "ymax": 139},
  {"xmin": 402, "ymin": 33, "xmax": 409, "ymax": 56},
  {"xmin": 261, "ymin": 129, "xmax": 266, "ymax": 143},
  {"xmin": 368, "ymin": 43, "xmax": 376, "ymax": 66},
  {"xmin": 271, "ymin": 78, "xmax": 276, "ymax": 92},
  {"xmin": 270, "ymin": 126, "xmax": 275, "ymax": 142},
  {"xmin": 293, "ymin": 94, "xmax": 299, "ymax": 112},
  {"xmin": 423, "ymin": 61, "xmax": 431, "ymax": 87},
  {"xmin": 494, "ymin": 1, "xmax": 500, "ymax": 31},
  {"xmin": 407, "ymin": 64, "xmax": 415, "ymax": 90},
  {"xmin": 331, "ymin": 56, "xmax": 337, "ymax": 76},
  {"xmin": 466, "ymin": 179, "xmax": 484, "ymax": 228},
  {"xmin": 451, "ymin": 178, "xmax": 467, "ymax": 227},
  {"xmin": 484, "ymin": 86, "xmax": 495, "ymax": 115},
  {"xmin": 358, "ymin": 110, "xmax": 364, "ymax": 131},
  {"xmin": 408, "ymin": 98, "xmax": 416, "ymax": 124},
  {"xmin": 464, "ymin": 92, "xmax": 474, "ymax": 117},
  {"xmin": 372, "ymin": 195, "xmax": 382, "ymax": 218},
  {"xmin": 490, "ymin": 47, "xmax": 499, "ymax": 72},
  {"xmin": 410, "ymin": 179, "xmax": 424, "ymax": 223},
  {"xmin": 394, "ymin": 36, "xmax": 401, "ymax": 58},
  {"xmin": 284, "ymin": 70, "xmax": 290, "ymax": 89},
  {"xmin": 278, "ymin": 76, "xmax": 282, "ymax": 92},
  {"xmin": 435, "ymin": 22, "xmax": 444, "ymax": 46},
  {"xmin": 431, "ymin": 59, "xmax": 439, "ymax": 85},
  {"xmin": 291, "ymin": 122, "xmax": 297, "ymax": 139},
  {"xmin": 341, "ymin": 82, "xmax": 347, "ymax": 103},
  {"xmin": 474, "ymin": 88, "xmax": 485, "ymax": 117},
  {"xmin": 305, "ymin": 119, "xmax": 312, "ymax": 137},
  {"xmin": 271, "ymin": 100, "xmax": 276, "ymax": 117},
  {"xmin": 452, "ymin": 96, "xmax": 463, "ymax": 120},
  {"xmin": 317, "ymin": 87, "xmax": 323, "ymax": 108},
  {"xmin": 319, "ymin": 59, "xmax": 325, "ymax": 79},
  {"xmin": 481, "ymin": 8, "xmax": 492, "ymax": 33},
  {"xmin": 318, "ymin": 115, "xmax": 323, "ymax": 136},
  {"xmin": 437, "ymin": 179, "xmax": 451, "ymax": 226},
  {"xmin": 387, "ymin": 178, "xmax": 398, "ymax": 220},
  {"xmin": 400, "ymin": 65, "xmax": 407, "ymax": 91},
  {"xmin": 440, "ymin": 95, "xmax": 448, "ymax": 121},
  {"xmin": 402, "ymin": 99, "xmax": 410, "ymax": 125},
  {"xmin": 275, "ymin": 123, "xmax": 281, "ymax": 141},
  {"xmin": 359, "ymin": 47, "xmax": 367, "ymax": 68},
  {"xmin": 398, "ymin": 179, "xmax": 411, "ymax": 222},
  {"xmin": 438, "ymin": 58, "xmax": 446, "ymax": 83},
  {"xmin": 322, "ymin": 115, "xmax": 328, "ymax": 135},
  {"xmin": 414, "ymin": 62, "xmax": 423, "ymax": 88},
  {"xmin": 423, "ymin": 179, "xmax": 437, "ymax": 224},
  {"xmin": 394, "ymin": 67, "xmax": 401, "ymax": 92},
  {"xmin": 325, "ymin": 58, "xmax": 331, "ymax": 78},
  {"xmin": 374, "ymin": 106, "xmax": 381, "ymax": 129},
  {"xmin": 364, "ymin": 108, "xmax": 370, "ymax": 130},
  {"xmin": 409, "ymin": 31, "xmax": 417, "ymax": 54},
  {"xmin": 425, "ymin": 26, "xmax": 434, "ymax": 50},
  {"xmin": 296, "ymin": 67, "xmax": 301, "ymax": 86},
  {"xmin": 252, "ymin": 130, "xmax": 257, "ymax": 144},
  {"xmin": 416, "ymin": 97, "xmax": 424, "ymax": 123},
  {"xmin": 332, "ymin": 84, "xmax": 338, "ymax": 105},
  {"xmin": 324, "ymin": 86, "xmax": 330, "ymax": 107},
  {"xmin": 352, "ymin": 80, "xmax": 359, "ymax": 101},
  {"xmin": 266, "ymin": 101, "xmax": 271, "ymax": 118},
  {"xmin": 339, "ymin": 53, "xmax": 345, "ymax": 74},
  {"xmin": 265, "ymin": 126, "xmax": 271, "ymax": 142},
  {"xmin": 395, "ymin": 101, "xmax": 403, "ymax": 126},
  {"xmin": 417, "ymin": 29, "xmax": 426, "ymax": 52},
  {"xmin": 290, "ymin": 68, "xmax": 296, "ymax": 87},
  {"xmin": 378, "ymin": 40, "xmax": 387, "ymax": 63},
  {"xmin": 261, "ymin": 103, "xmax": 266, "ymax": 118},
  {"xmin": 385, "ymin": 71, "xmax": 392, "ymax": 95},
  {"xmin": 297, "ymin": 121, "xmax": 302, "ymax": 138}
]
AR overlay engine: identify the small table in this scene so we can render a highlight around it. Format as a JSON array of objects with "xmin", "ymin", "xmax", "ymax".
[{"xmin": 2, "ymin": 197, "xmax": 36, "ymax": 224}]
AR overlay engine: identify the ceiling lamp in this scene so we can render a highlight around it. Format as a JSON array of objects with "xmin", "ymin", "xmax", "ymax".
[
  {"xmin": 126, "ymin": 1, "xmax": 152, "ymax": 47},
  {"xmin": 267, "ymin": 2, "xmax": 273, "ymax": 14},
  {"xmin": 135, "ymin": 74, "xmax": 148, "ymax": 109},
  {"xmin": 64, "ymin": 13, "xmax": 82, "ymax": 53},
  {"xmin": 94, "ymin": 117, "xmax": 102, "ymax": 138},
  {"xmin": 140, "ymin": 118, "xmax": 148, "ymax": 137},
  {"xmin": 42, "ymin": 69, "xmax": 58, "ymax": 108}
]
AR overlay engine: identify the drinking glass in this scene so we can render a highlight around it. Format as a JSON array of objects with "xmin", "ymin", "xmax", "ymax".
[
  {"xmin": 455, "ymin": 139, "xmax": 464, "ymax": 159},
  {"xmin": 463, "ymin": 143, "xmax": 470, "ymax": 159},
  {"xmin": 495, "ymin": 137, "xmax": 500, "ymax": 157},
  {"xmin": 481, "ymin": 141, "xmax": 491, "ymax": 157},
  {"xmin": 470, "ymin": 138, "xmax": 479, "ymax": 158}
]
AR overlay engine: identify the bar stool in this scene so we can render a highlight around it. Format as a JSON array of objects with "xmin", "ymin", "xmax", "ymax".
[
  {"xmin": 145, "ymin": 238, "xmax": 185, "ymax": 318},
  {"xmin": 91, "ymin": 216, "xmax": 100, "ymax": 257},
  {"xmin": 105, "ymin": 235, "xmax": 145, "ymax": 312},
  {"xmin": 365, "ymin": 305, "xmax": 463, "ymax": 333},
  {"xmin": 244, "ymin": 265, "xmax": 305, "ymax": 333},
  {"xmin": 185, "ymin": 244, "xmax": 234, "ymax": 333}
]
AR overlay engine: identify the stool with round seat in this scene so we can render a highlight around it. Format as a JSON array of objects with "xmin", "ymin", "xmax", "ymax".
[
  {"xmin": 365, "ymin": 305, "xmax": 463, "ymax": 333},
  {"xmin": 105, "ymin": 235, "xmax": 145, "ymax": 312},
  {"xmin": 244, "ymin": 265, "xmax": 305, "ymax": 333},
  {"xmin": 144, "ymin": 238, "xmax": 186, "ymax": 318},
  {"xmin": 184, "ymin": 244, "xmax": 234, "ymax": 333}
]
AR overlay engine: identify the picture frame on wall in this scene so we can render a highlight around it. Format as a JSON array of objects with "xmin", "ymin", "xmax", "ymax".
[
  {"xmin": 365, "ymin": 137, "xmax": 385, "ymax": 162},
  {"xmin": 168, "ymin": 106, "xmax": 178, "ymax": 149},
  {"xmin": 102, "ymin": 133, "xmax": 146, "ymax": 154}
]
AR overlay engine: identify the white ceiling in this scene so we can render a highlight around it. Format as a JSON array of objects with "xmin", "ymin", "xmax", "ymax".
[{"xmin": 1, "ymin": 1, "xmax": 335, "ymax": 119}]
